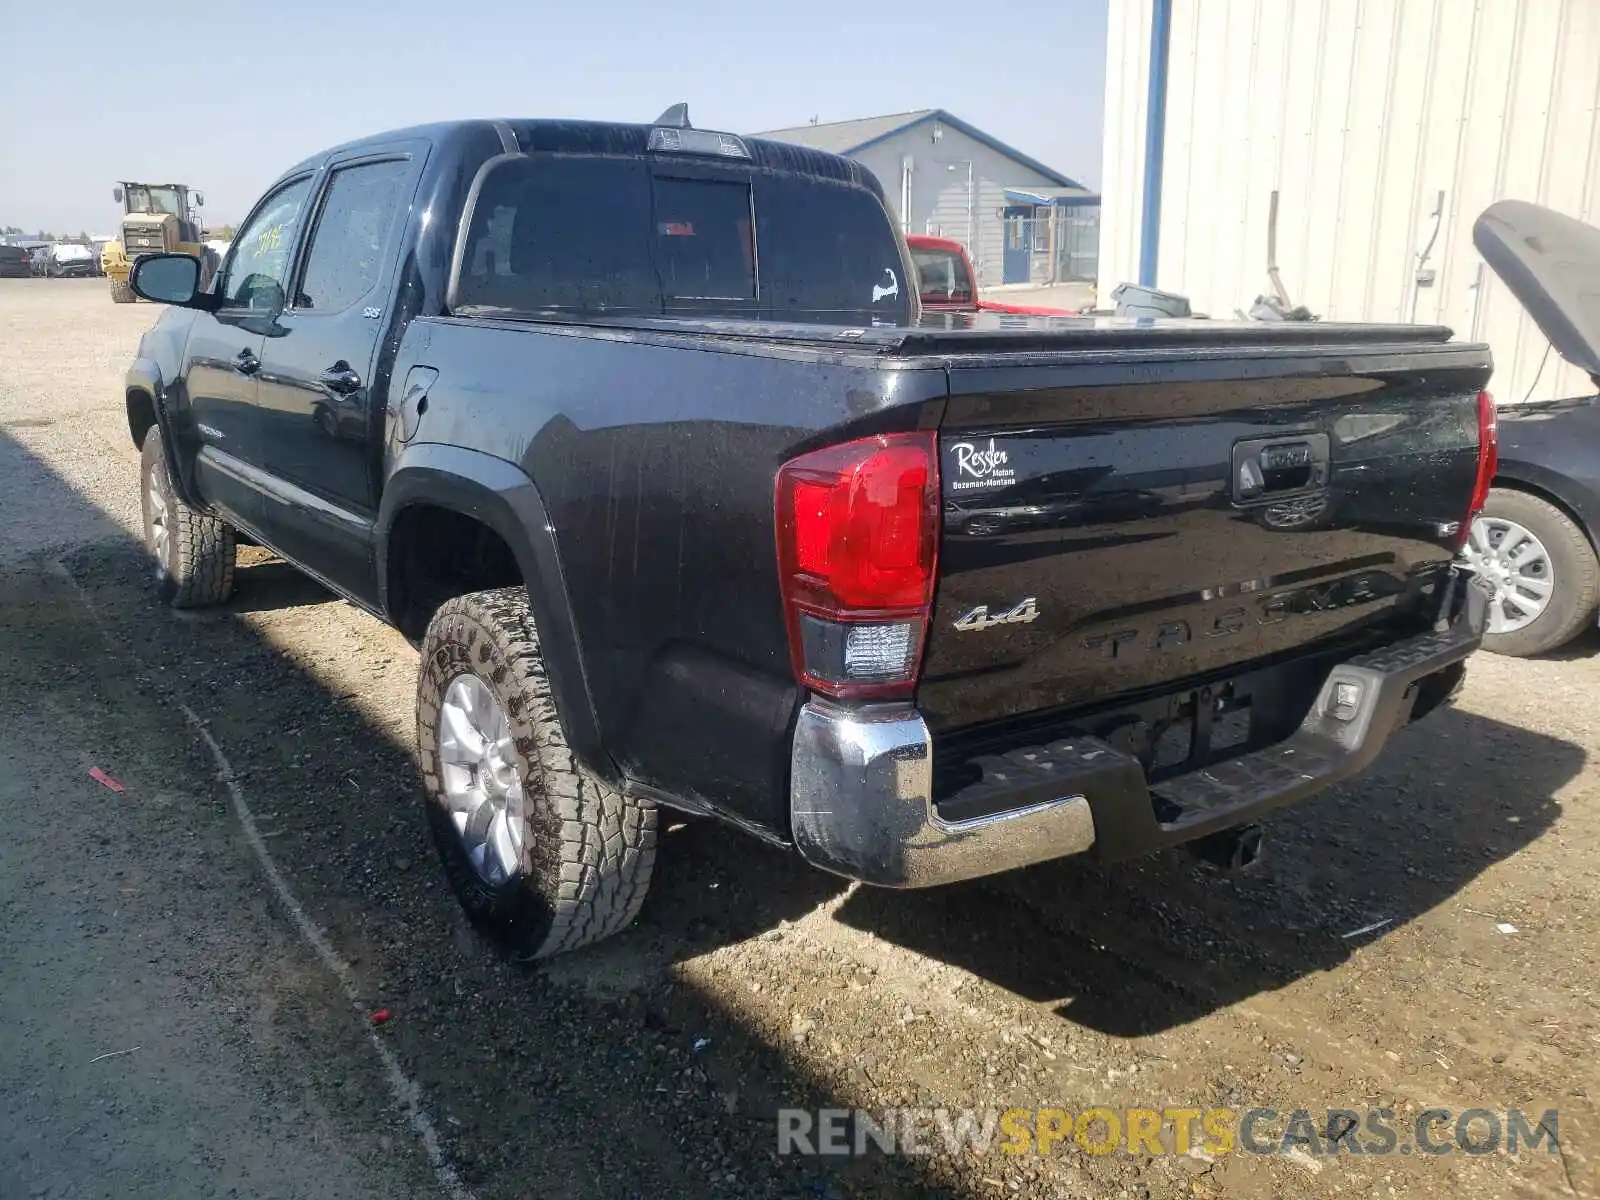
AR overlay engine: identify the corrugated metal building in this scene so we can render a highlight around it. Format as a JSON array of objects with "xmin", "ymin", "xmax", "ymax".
[
  {"xmin": 1099, "ymin": 0, "xmax": 1600, "ymax": 404},
  {"xmin": 757, "ymin": 110, "xmax": 1099, "ymax": 287}
]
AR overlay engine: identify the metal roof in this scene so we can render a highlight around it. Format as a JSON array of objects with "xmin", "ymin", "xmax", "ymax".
[
  {"xmin": 754, "ymin": 109, "xmax": 1081, "ymax": 188},
  {"xmin": 755, "ymin": 110, "xmax": 939, "ymax": 156}
]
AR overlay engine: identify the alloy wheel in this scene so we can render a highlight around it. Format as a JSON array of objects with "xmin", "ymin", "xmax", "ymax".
[
  {"xmin": 146, "ymin": 467, "xmax": 170, "ymax": 570},
  {"xmin": 437, "ymin": 673, "xmax": 528, "ymax": 886}
]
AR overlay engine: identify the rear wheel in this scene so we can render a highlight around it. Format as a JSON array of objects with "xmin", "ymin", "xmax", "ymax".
[
  {"xmin": 110, "ymin": 278, "xmax": 136, "ymax": 304},
  {"xmin": 1463, "ymin": 487, "xmax": 1599, "ymax": 657},
  {"xmin": 417, "ymin": 588, "xmax": 656, "ymax": 957},
  {"xmin": 140, "ymin": 428, "xmax": 236, "ymax": 607}
]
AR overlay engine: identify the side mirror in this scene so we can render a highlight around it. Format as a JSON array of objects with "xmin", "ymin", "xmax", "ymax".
[
  {"xmin": 113, "ymin": 186, "xmax": 124, "ymax": 204},
  {"xmin": 193, "ymin": 192, "xmax": 205, "ymax": 207},
  {"xmin": 131, "ymin": 253, "xmax": 212, "ymax": 308}
]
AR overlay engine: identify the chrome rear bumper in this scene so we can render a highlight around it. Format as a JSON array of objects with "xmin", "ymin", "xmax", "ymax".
[
  {"xmin": 789, "ymin": 699, "xmax": 1098, "ymax": 887},
  {"xmin": 789, "ymin": 574, "xmax": 1489, "ymax": 888}
]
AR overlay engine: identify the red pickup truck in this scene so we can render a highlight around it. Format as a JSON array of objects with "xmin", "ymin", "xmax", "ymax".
[{"xmin": 907, "ymin": 233, "xmax": 1078, "ymax": 316}]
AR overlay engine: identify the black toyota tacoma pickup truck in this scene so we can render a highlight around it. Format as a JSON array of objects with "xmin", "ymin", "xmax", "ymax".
[{"xmin": 124, "ymin": 110, "xmax": 1497, "ymax": 957}]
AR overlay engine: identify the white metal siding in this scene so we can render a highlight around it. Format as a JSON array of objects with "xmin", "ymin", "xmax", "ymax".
[
  {"xmin": 851, "ymin": 127, "xmax": 1065, "ymax": 286},
  {"xmin": 1100, "ymin": 0, "xmax": 1600, "ymax": 404},
  {"xmin": 1099, "ymin": 0, "xmax": 1155, "ymax": 304}
]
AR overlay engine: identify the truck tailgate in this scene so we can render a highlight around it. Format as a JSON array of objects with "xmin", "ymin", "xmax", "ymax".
[{"xmin": 917, "ymin": 336, "xmax": 1491, "ymax": 735}]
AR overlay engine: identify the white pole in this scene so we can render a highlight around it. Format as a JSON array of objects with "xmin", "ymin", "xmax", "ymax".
[
  {"xmin": 900, "ymin": 156, "xmax": 913, "ymax": 234},
  {"xmin": 965, "ymin": 162, "xmax": 975, "ymax": 278}
]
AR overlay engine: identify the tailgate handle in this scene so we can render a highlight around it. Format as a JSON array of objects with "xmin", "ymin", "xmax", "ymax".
[{"xmin": 1232, "ymin": 433, "xmax": 1329, "ymax": 503}]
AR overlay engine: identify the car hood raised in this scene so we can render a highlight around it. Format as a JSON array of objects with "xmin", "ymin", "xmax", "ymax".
[{"xmin": 1474, "ymin": 199, "xmax": 1600, "ymax": 380}]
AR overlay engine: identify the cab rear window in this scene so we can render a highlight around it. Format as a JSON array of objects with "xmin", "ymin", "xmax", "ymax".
[
  {"xmin": 453, "ymin": 153, "xmax": 908, "ymax": 325},
  {"xmin": 911, "ymin": 246, "xmax": 974, "ymax": 305},
  {"xmin": 652, "ymin": 177, "xmax": 755, "ymax": 301}
]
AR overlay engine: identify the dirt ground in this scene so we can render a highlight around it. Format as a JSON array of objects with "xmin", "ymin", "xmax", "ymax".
[{"xmin": 0, "ymin": 277, "xmax": 1594, "ymax": 1200}]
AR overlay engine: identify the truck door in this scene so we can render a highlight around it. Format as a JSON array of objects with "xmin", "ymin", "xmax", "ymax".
[
  {"xmin": 251, "ymin": 150, "xmax": 421, "ymax": 605},
  {"xmin": 182, "ymin": 175, "xmax": 315, "ymax": 530}
]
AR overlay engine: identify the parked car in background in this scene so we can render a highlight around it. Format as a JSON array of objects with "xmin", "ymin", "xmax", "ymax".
[
  {"xmin": 1469, "ymin": 199, "xmax": 1600, "ymax": 657},
  {"xmin": 45, "ymin": 243, "xmax": 98, "ymax": 278},
  {"xmin": 907, "ymin": 234, "xmax": 1077, "ymax": 316},
  {"xmin": 0, "ymin": 244, "xmax": 31, "ymax": 278}
]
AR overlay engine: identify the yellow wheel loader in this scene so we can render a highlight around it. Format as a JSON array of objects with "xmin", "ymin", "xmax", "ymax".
[{"xmin": 102, "ymin": 182, "xmax": 218, "ymax": 303}]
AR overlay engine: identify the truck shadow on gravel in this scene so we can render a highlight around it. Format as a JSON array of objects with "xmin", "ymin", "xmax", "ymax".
[
  {"xmin": 653, "ymin": 694, "xmax": 1579, "ymax": 1040},
  {"xmin": 16, "ymin": 420, "xmax": 1586, "ymax": 1196},
  {"xmin": 829, "ymin": 704, "xmax": 1578, "ymax": 1037},
  {"xmin": 219, "ymin": 557, "xmax": 343, "ymax": 613},
  {"xmin": 1, "ymin": 431, "xmax": 964, "ymax": 1199},
  {"xmin": 57, "ymin": 539, "xmax": 957, "ymax": 1200},
  {"xmin": 1538, "ymin": 623, "xmax": 1600, "ymax": 662}
]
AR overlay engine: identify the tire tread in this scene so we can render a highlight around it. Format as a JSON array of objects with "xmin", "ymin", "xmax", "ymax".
[
  {"xmin": 140, "ymin": 429, "xmax": 235, "ymax": 608},
  {"xmin": 417, "ymin": 588, "xmax": 656, "ymax": 958}
]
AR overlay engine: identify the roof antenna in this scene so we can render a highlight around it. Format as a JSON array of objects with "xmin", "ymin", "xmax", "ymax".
[{"xmin": 654, "ymin": 103, "xmax": 691, "ymax": 129}]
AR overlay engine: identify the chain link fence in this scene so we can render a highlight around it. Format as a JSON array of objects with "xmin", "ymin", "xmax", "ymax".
[
  {"xmin": 921, "ymin": 206, "xmax": 1100, "ymax": 288},
  {"xmin": 1012, "ymin": 210, "xmax": 1100, "ymax": 284}
]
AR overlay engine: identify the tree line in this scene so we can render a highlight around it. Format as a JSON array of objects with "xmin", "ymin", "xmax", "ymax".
[{"xmin": 2, "ymin": 225, "xmax": 94, "ymax": 242}]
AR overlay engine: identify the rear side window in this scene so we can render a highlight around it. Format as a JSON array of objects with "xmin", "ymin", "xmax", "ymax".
[
  {"xmin": 296, "ymin": 159, "xmax": 410, "ymax": 312},
  {"xmin": 452, "ymin": 154, "xmax": 908, "ymax": 324},
  {"xmin": 458, "ymin": 156, "xmax": 657, "ymax": 313}
]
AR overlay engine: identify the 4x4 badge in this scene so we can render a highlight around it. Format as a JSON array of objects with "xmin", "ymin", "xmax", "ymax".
[{"xmin": 953, "ymin": 597, "xmax": 1040, "ymax": 632}]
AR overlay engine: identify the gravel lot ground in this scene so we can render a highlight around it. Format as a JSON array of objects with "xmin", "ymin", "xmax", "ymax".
[
  {"xmin": 982, "ymin": 282, "xmax": 1097, "ymax": 311},
  {"xmin": 1, "ymin": 277, "xmax": 1595, "ymax": 1199}
]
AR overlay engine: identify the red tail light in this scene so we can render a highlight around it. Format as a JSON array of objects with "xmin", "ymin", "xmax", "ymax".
[
  {"xmin": 1464, "ymin": 389, "xmax": 1498, "ymax": 538},
  {"xmin": 776, "ymin": 432, "xmax": 940, "ymax": 700}
]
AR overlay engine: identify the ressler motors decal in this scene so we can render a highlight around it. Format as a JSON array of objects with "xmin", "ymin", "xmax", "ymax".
[{"xmin": 948, "ymin": 438, "xmax": 1016, "ymax": 491}]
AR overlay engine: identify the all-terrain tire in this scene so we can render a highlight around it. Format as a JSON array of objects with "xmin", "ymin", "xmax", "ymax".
[
  {"xmin": 110, "ymin": 278, "xmax": 136, "ymax": 304},
  {"xmin": 417, "ymin": 588, "xmax": 657, "ymax": 957},
  {"xmin": 139, "ymin": 427, "xmax": 236, "ymax": 607},
  {"xmin": 1476, "ymin": 487, "xmax": 1599, "ymax": 657}
]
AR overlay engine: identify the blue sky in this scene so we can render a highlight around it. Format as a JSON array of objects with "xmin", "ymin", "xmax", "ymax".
[{"xmin": 0, "ymin": 0, "xmax": 1107, "ymax": 234}]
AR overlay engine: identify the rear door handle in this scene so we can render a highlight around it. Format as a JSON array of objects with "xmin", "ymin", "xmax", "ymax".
[
  {"xmin": 234, "ymin": 348, "xmax": 261, "ymax": 375},
  {"xmin": 317, "ymin": 363, "xmax": 362, "ymax": 394}
]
